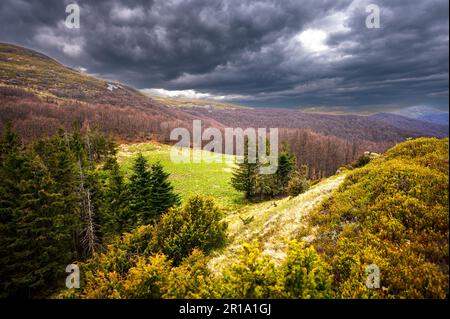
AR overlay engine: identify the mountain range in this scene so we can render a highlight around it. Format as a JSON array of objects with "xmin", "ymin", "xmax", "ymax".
[{"xmin": 0, "ymin": 43, "xmax": 448, "ymax": 177}]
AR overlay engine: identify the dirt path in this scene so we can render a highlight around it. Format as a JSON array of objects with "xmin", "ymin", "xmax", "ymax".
[{"xmin": 209, "ymin": 173, "xmax": 348, "ymax": 273}]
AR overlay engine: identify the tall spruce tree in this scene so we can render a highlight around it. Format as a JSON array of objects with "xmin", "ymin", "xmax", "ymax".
[
  {"xmin": 100, "ymin": 155, "xmax": 131, "ymax": 235},
  {"xmin": 149, "ymin": 161, "xmax": 180, "ymax": 216},
  {"xmin": 276, "ymin": 145, "xmax": 296, "ymax": 192},
  {"xmin": 128, "ymin": 153, "xmax": 154, "ymax": 225},
  {"xmin": 231, "ymin": 139, "xmax": 259, "ymax": 199},
  {"xmin": 33, "ymin": 130, "xmax": 81, "ymax": 256}
]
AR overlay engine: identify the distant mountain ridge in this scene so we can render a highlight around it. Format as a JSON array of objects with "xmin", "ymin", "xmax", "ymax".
[
  {"xmin": 1, "ymin": 43, "xmax": 448, "ymax": 178},
  {"xmin": 184, "ymin": 107, "xmax": 449, "ymax": 142},
  {"xmin": 393, "ymin": 105, "xmax": 449, "ymax": 126},
  {"xmin": 369, "ymin": 112, "xmax": 448, "ymax": 137}
]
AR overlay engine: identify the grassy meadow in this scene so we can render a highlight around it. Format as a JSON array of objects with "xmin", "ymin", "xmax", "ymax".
[{"xmin": 117, "ymin": 142, "xmax": 244, "ymax": 210}]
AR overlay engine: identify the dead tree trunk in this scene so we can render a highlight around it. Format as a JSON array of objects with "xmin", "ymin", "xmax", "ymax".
[{"xmin": 78, "ymin": 158, "xmax": 97, "ymax": 257}]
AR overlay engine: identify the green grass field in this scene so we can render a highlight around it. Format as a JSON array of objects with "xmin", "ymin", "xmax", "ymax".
[{"xmin": 117, "ymin": 142, "xmax": 245, "ymax": 210}]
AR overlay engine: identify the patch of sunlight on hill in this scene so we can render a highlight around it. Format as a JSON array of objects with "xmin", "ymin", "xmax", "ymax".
[
  {"xmin": 117, "ymin": 142, "xmax": 244, "ymax": 210},
  {"xmin": 148, "ymin": 95, "xmax": 247, "ymax": 109},
  {"xmin": 208, "ymin": 172, "xmax": 348, "ymax": 274}
]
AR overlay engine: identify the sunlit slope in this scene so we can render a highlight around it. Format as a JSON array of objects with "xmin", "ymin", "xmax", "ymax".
[
  {"xmin": 0, "ymin": 43, "xmax": 141, "ymax": 101},
  {"xmin": 209, "ymin": 173, "xmax": 348, "ymax": 273},
  {"xmin": 117, "ymin": 142, "xmax": 243, "ymax": 209},
  {"xmin": 307, "ymin": 137, "xmax": 449, "ymax": 298},
  {"xmin": 146, "ymin": 95, "xmax": 247, "ymax": 109}
]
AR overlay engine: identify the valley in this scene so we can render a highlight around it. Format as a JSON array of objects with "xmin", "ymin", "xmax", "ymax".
[{"xmin": 0, "ymin": 43, "xmax": 448, "ymax": 300}]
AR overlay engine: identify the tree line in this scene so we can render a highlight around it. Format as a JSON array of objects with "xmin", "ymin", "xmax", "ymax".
[
  {"xmin": 231, "ymin": 139, "xmax": 310, "ymax": 200},
  {"xmin": 0, "ymin": 124, "xmax": 180, "ymax": 297}
]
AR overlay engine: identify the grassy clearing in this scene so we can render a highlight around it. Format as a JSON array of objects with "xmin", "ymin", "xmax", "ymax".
[{"xmin": 117, "ymin": 142, "xmax": 245, "ymax": 210}]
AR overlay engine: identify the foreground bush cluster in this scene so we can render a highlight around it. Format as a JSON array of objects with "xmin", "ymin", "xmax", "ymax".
[{"xmin": 61, "ymin": 237, "xmax": 333, "ymax": 299}]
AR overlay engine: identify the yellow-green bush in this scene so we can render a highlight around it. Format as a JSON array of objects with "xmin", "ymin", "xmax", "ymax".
[
  {"xmin": 163, "ymin": 249, "xmax": 215, "ymax": 299},
  {"xmin": 215, "ymin": 240, "xmax": 334, "ymax": 299},
  {"xmin": 281, "ymin": 241, "xmax": 334, "ymax": 299},
  {"xmin": 154, "ymin": 195, "xmax": 228, "ymax": 265},
  {"xmin": 308, "ymin": 138, "xmax": 449, "ymax": 298},
  {"xmin": 218, "ymin": 242, "xmax": 281, "ymax": 298}
]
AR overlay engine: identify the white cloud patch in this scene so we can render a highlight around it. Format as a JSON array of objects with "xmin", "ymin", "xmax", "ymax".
[
  {"xmin": 34, "ymin": 24, "xmax": 84, "ymax": 58},
  {"xmin": 141, "ymin": 88, "xmax": 245, "ymax": 101},
  {"xmin": 297, "ymin": 29, "xmax": 329, "ymax": 53},
  {"xmin": 110, "ymin": 5, "xmax": 146, "ymax": 22}
]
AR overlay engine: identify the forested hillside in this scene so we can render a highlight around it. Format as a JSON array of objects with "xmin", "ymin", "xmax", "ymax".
[{"xmin": 1, "ymin": 44, "xmax": 448, "ymax": 179}]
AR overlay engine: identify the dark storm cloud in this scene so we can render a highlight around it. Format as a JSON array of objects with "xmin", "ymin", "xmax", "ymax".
[{"xmin": 0, "ymin": 0, "xmax": 448, "ymax": 112}]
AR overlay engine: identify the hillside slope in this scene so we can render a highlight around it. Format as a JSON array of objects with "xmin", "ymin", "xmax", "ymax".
[
  {"xmin": 184, "ymin": 107, "xmax": 448, "ymax": 142},
  {"xmin": 144, "ymin": 94, "xmax": 247, "ymax": 110},
  {"xmin": 209, "ymin": 173, "xmax": 348, "ymax": 273},
  {"xmin": 370, "ymin": 112, "xmax": 448, "ymax": 137},
  {"xmin": 210, "ymin": 137, "xmax": 448, "ymax": 298},
  {"xmin": 306, "ymin": 137, "xmax": 449, "ymax": 298},
  {"xmin": 0, "ymin": 43, "xmax": 216, "ymax": 142}
]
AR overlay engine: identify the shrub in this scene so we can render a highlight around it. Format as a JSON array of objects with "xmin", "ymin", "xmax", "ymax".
[
  {"xmin": 155, "ymin": 195, "xmax": 227, "ymax": 264},
  {"xmin": 122, "ymin": 254, "xmax": 171, "ymax": 298},
  {"xmin": 351, "ymin": 153, "xmax": 371, "ymax": 168},
  {"xmin": 217, "ymin": 242, "xmax": 281, "ymax": 298},
  {"xmin": 163, "ymin": 249, "xmax": 214, "ymax": 298},
  {"xmin": 287, "ymin": 172, "xmax": 310, "ymax": 196},
  {"xmin": 281, "ymin": 241, "xmax": 334, "ymax": 299}
]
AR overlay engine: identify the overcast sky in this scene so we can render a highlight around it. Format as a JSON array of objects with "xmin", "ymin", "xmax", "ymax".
[{"xmin": 0, "ymin": 0, "xmax": 448, "ymax": 112}]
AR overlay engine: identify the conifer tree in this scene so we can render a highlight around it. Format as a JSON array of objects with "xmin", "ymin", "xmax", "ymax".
[
  {"xmin": 149, "ymin": 161, "xmax": 180, "ymax": 216},
  {"xmin": 33, "ymin": 130, "xmax": 81, "ymax": 255},
  {"xmin": 70, "ymin": 125, "xmax": 102, "ymax": 257},
  {"xmin": 0, "ymin": 128, "xmax": 74, "ymax": 297},
  {"xmin": 276, "ymin": 145, "xmax": 296, "ymax": 192},
  {"xmin": 231, "ymin": 139, "xmax": 259, "ymax": 199},
  {"xmin": 100, "ymin": 155, "xmax": 131, "ymax": 235},
  {"xmin": 128, "ymin": 153, "xmax": 154, "ymax": 225}
]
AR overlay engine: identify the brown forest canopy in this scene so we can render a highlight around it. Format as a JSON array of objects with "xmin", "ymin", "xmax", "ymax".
[{"xmin": 1, "ymin": 43, "xmax": 448, "ymax": 178}]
